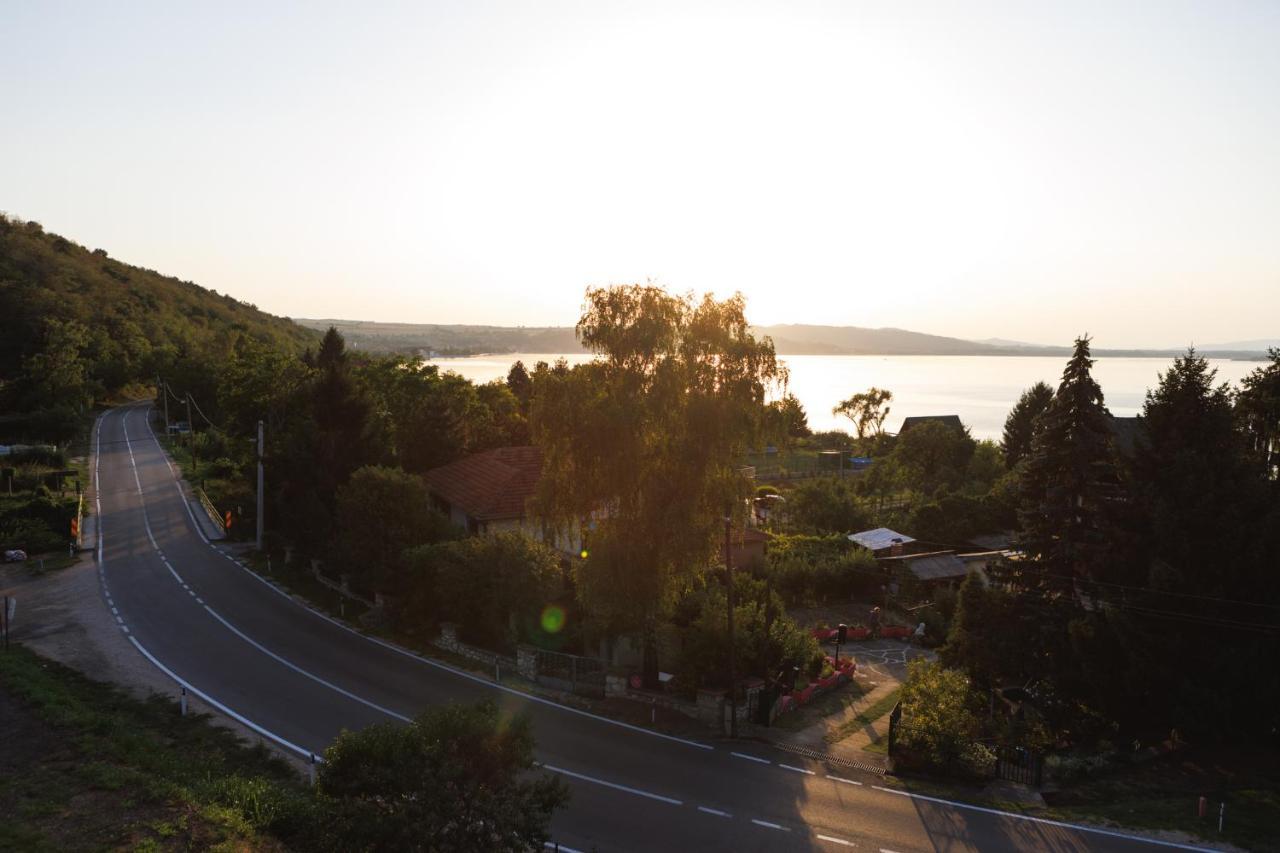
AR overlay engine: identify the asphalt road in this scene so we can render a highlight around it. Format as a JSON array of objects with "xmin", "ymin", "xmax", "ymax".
[{"xmin": 91, "ymin": 404, "xmax": 1214, "ymax": 852}]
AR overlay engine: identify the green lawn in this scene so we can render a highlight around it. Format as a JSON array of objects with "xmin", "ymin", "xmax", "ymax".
[
  {"xmin": 826, "ymin": 687, "xmax": 901, "ymax": 745},
  {"xmin": 0, "ymin": 644, "xmax": 307, "ymax": 851}
]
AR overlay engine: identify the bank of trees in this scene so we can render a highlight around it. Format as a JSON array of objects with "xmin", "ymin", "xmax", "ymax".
[{"xmin": 942, "ymin": 341, "xmax": 1280, "ymax": 745}]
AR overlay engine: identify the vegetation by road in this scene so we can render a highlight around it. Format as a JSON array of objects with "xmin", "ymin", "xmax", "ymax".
[{"xmin": 0, "ymin": 643, "xmax": 567, "ymax": 852}]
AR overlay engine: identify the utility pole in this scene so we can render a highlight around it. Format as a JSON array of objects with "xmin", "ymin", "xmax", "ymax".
[
  {"xmin": 725, "ymin": 514, "xmax": 737, "ymax": 737},
  {"xmin": 185, "ymin": 393, "xmax": 196, "ymax": 469},
  {"xmin": 256, "ymin": 419, "xmax": 264, "ymax": 552}
]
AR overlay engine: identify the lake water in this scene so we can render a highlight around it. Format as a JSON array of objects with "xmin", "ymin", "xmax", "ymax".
[{"xmin": 429, "ymin": 352, "xmax": 1261, "ymax": 441}]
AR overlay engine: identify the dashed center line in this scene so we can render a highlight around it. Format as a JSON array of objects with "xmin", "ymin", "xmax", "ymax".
[
  {"xmin": 829, "ymin": 774, "xmax": 863, "ymax": 786},
  {"xmin": 818, "ymin": 834, "xmax": 853, "ymax": 846},
  {"xmin": 779, "ymin": 762, "xmax": 816, "ymax": 775},
  {"xmin": 696, "ymin": 806, "xmax": 731, "ymax": 818},
  {"xmin": 542, "ymin": 764, "xmax": 683, "ymax": 806},
  {"xmin": 751, "ymin": 819, "xmax": 790, "ymax": 832},
  {"xmin": 730, "ymin": 751, "xmax": 771, "ymax": 764}
]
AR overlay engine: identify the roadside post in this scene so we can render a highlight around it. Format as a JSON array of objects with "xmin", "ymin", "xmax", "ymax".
[
  {"xmin": 180, "ymin": 686, "xmax": 188, "ymax": 716},
  {"xmin": 309, "ymin": 754, "xmax": 317, "ymax": 786},
  {"xmin": 1219, "ymin": 802, "xmax": 1225, "ymax": 833},
  {"xmin": 836, "ymin": 623, "xmax": 847, "ymax": 663}
]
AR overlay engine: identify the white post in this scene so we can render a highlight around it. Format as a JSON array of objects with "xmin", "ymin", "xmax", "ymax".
[
  {"xmin": 1219, "ymin": 802, "xmax": 1225, "ymax": 832},
  {"xmin": 180, "ymin": 686, "xmax": 187, "ymax": 716},
  {"xmin": 309, "ymin": 753, "xmax": 317, "ymax": 786},
  {"xmin": 256, "ymin": 420, "xmax": 264, "ymax": 552}
]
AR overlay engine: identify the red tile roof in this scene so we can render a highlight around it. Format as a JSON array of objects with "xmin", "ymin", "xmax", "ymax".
[{"xmin": 423, "ymin": 446, "xmax": 543, "ymax": 522}]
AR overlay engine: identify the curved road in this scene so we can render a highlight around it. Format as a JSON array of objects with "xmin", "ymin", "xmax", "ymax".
[{"xmin": 91, "ymin": 404, "xmax": 1212, "ymax": 852}]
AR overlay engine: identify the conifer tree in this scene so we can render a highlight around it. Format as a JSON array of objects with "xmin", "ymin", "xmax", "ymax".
[{"xmin": 1017, "ymin": 337, "xmax": 1119, "ymax": 592}]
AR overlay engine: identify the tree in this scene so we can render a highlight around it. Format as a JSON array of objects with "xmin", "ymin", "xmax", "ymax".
[
  {"xmin": 785, "ymin": 477, "xmax": 872, "ymax": 535},
  {"xmin": 334, "ymin": 466, "xmax": 453, "ymax": 593},
  {"xmin": 422, "ymin": 533, "xmax": 564, "ymax": 651},
  {"xmin": 1123, "ymin": 349, "xmax": 1280, "ymax": 735},
  {"xmin": 1017, "ymin": 337, "xmax": 1119, "ymax": 590},
  {"xmin": 1236, "ymin": 348, "xmax": 1280, "ymax": 478},
  {"xmin": 941, "ymin": 572, "xmax": 1032, "ymax": 687},
  {"xmin": 318, "ymin": 701, "xmax": 568, "ymax": 852},
  {"xmin": 890, "ymin": 419, "xmax": 976, "ymax": 496},
  {"xmin": 833, "ymin": 387, "xmax": 893, "ymax": 442},
  {"xmin": 894, "ymin": 659, "xmax": 988, "ymax": 774},
  {"xmin": 530, "ymin": 285, "xmax": 783, "ymax": 685},
  {"xmin": 672, "ymin": 574, "xmax": 822, "ymax": 695},
  {"xmin": 1000, "ymin": 381, "xmax": 1053, "ymax": 468},
  {"xmin": 764, "ymin": 393, "xmax": 810, "ymax": 442},
  {"xmin": 506, "ymin": 359, "xmax": 533, "ymax": 408}
]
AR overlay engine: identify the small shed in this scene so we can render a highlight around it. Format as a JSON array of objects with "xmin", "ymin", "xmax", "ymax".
[{"xmin": 848, "ymin": 527, "xmax": 916, "ymax": 556}]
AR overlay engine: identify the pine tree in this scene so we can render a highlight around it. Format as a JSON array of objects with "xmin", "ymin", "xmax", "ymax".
[
  {"xmin": 1017, "ymin": 337, "xmax": 1119, "ymax": 591},
  {"xmin": 1000, "ymin": 381, "xmax": 1054, "ymax": 468}
]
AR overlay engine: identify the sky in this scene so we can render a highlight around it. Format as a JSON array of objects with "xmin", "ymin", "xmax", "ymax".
[{"xmin": 3, "ymin": 1, "xmax": 1278, "ymax": 349}]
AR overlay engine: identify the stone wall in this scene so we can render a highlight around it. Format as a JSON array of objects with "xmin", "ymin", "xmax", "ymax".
[{"xmin": 436, "ymin": 623, "xmax": 516, "ymax": 671}]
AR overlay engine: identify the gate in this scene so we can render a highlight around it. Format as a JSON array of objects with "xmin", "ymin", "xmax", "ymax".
[
  {"xmin": 996, "ymin": 745, "xmax": 1042, "ymax": 786},
  {"xmin": 535, "ymin": 649, "xmax": 606, "ymax": 698}
]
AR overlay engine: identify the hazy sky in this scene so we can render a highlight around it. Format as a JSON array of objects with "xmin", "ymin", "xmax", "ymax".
[{"xmin": 4, "ymin": 1, "xmax": 1278, "ymax": 348}]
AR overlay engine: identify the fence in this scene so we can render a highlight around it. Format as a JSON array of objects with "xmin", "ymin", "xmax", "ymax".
[
  {"xmin": 194, "ymin": 486, "xmax": 226, "ymax": 537},
  {"xmin": 534, "ymin": 648, "xmax": 607, "ymax": 698}
]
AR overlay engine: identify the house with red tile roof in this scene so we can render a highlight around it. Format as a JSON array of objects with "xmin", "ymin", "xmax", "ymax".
[{"xmin": 422, "ymin": 445, "xmax": 544, "ymax": 536}]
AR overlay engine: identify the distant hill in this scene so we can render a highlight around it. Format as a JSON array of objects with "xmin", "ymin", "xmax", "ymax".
[
  {"xmin": 0, "ymin": 215, "xmax": 316, "ymax": 400},
  {"xmin": 299, "ymin": 318, "xmax": 1271, "ymax": 361}
]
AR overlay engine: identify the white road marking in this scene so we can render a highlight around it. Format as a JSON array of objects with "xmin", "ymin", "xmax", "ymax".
[
  {"xmin": 731, "ymin": 751, "xmax": 771, "ymax": 764},
  {"xmin": 817, "ymin": 834, "xmax": 853, "ymax": 846},
  {"xmin": 880, "ymin": 848, "xmax": 902, "ymax": 853},
  {"xmin": 201, "ymin": 604, "xmax": 412, "ymax": 723},
  {"xmin": 751, "ymin": 819, "xmax": 789, "ymax": 831},
  {"xmin": 869, "ymin": 786, "xmax": 1217, "ymax": 851},
  {"xmin": 543, "ymin": 843, "xmax": 585, "ymax": 853},
  {"xmin": 829, "ymin": 775, "xmax": 863, "ymax": 786},
  {"xmin": 542, "ymin": 764, "xmax": 682, "ymax": 806},
  {"xmin": 127, "ymin": 634, "xmax": 315, "ymax": 760},
  {"xmin": 779, "ymin": 763, "xmax": 816, "ymax": 775},
  {"xmin": 697, "ymin": 806, "xmax": 731, "ymax": 818}
]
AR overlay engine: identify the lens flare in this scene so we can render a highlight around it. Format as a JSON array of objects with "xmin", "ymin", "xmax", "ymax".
[{"xmin": 540, "ymin": 604, "xmax": 566, "ymax": 634}]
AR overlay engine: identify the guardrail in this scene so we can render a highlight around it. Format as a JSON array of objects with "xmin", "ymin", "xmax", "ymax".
[{"xmin": 194, "ymin": 487, "xmax": 226, "ymax": 537}]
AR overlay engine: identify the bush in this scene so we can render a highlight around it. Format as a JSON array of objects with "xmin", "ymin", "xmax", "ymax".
[
  {"xmin": 765, "ymin": 534, "xmax": 883, "ymax": 605},
  {"xmin": 316, "ymin": 701, "xmax": 568, "ymax": 852},
  {"xmin": 672, "ymin": 574, "xmax": 822, "ymax": 696}
]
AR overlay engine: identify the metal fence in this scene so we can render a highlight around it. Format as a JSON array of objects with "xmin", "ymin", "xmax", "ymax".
[{"xmin": 535, "ymin": 648, "xmax": 607, "ymax": 698}]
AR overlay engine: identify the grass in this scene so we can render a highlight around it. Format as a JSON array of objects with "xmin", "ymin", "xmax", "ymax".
[
  {"xmin": 1043, "ymin": 753, "xmax": 1280, "ymax": 853},
  {"xmin": 825, "ymin": 686, "xmax": 901, "ymax": 745},
  {"xmin": 0, "ymin": 643, "xmax": 308, "ymax": 851}
]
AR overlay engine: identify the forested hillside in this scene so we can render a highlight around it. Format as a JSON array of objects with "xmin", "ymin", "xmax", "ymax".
[{"xmin": 0, "ymin": 214, "xmax": 315, "ymax": 441}]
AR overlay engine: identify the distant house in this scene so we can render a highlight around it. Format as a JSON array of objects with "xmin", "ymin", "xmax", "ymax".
[
  {"xmin": 422, "ymin": 446, "xmax": 543, "ymax": 537},
  {"xmin": 897, "ymin": 415, "xmax": 964, "ymax": 435}
]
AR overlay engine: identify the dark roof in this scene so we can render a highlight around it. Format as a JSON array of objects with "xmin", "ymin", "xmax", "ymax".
[
  {"xmin": 898, "ymin": 415, "xmax": 964, "ymax": 434},
  {"xmin": 881, "ymin": 550, "xmax": 969, "ymax": 581},
  {"xmin": 423, "ymin": 446, "xmax": 543, "ymax": 522}
]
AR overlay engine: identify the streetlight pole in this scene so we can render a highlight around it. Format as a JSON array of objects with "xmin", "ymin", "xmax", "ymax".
[
  {"xmin": 724, "ymin": 514, "xmax": 737, "ymax": 737},
  {"xmin": 255, "ymin": 420, "xmax": 264, "ymax": 552}
]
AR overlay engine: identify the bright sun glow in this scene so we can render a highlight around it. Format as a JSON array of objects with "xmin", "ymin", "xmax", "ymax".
[{"xmin": 2, "ymin": 2, "xmax": 1278, "ymax": 347}]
